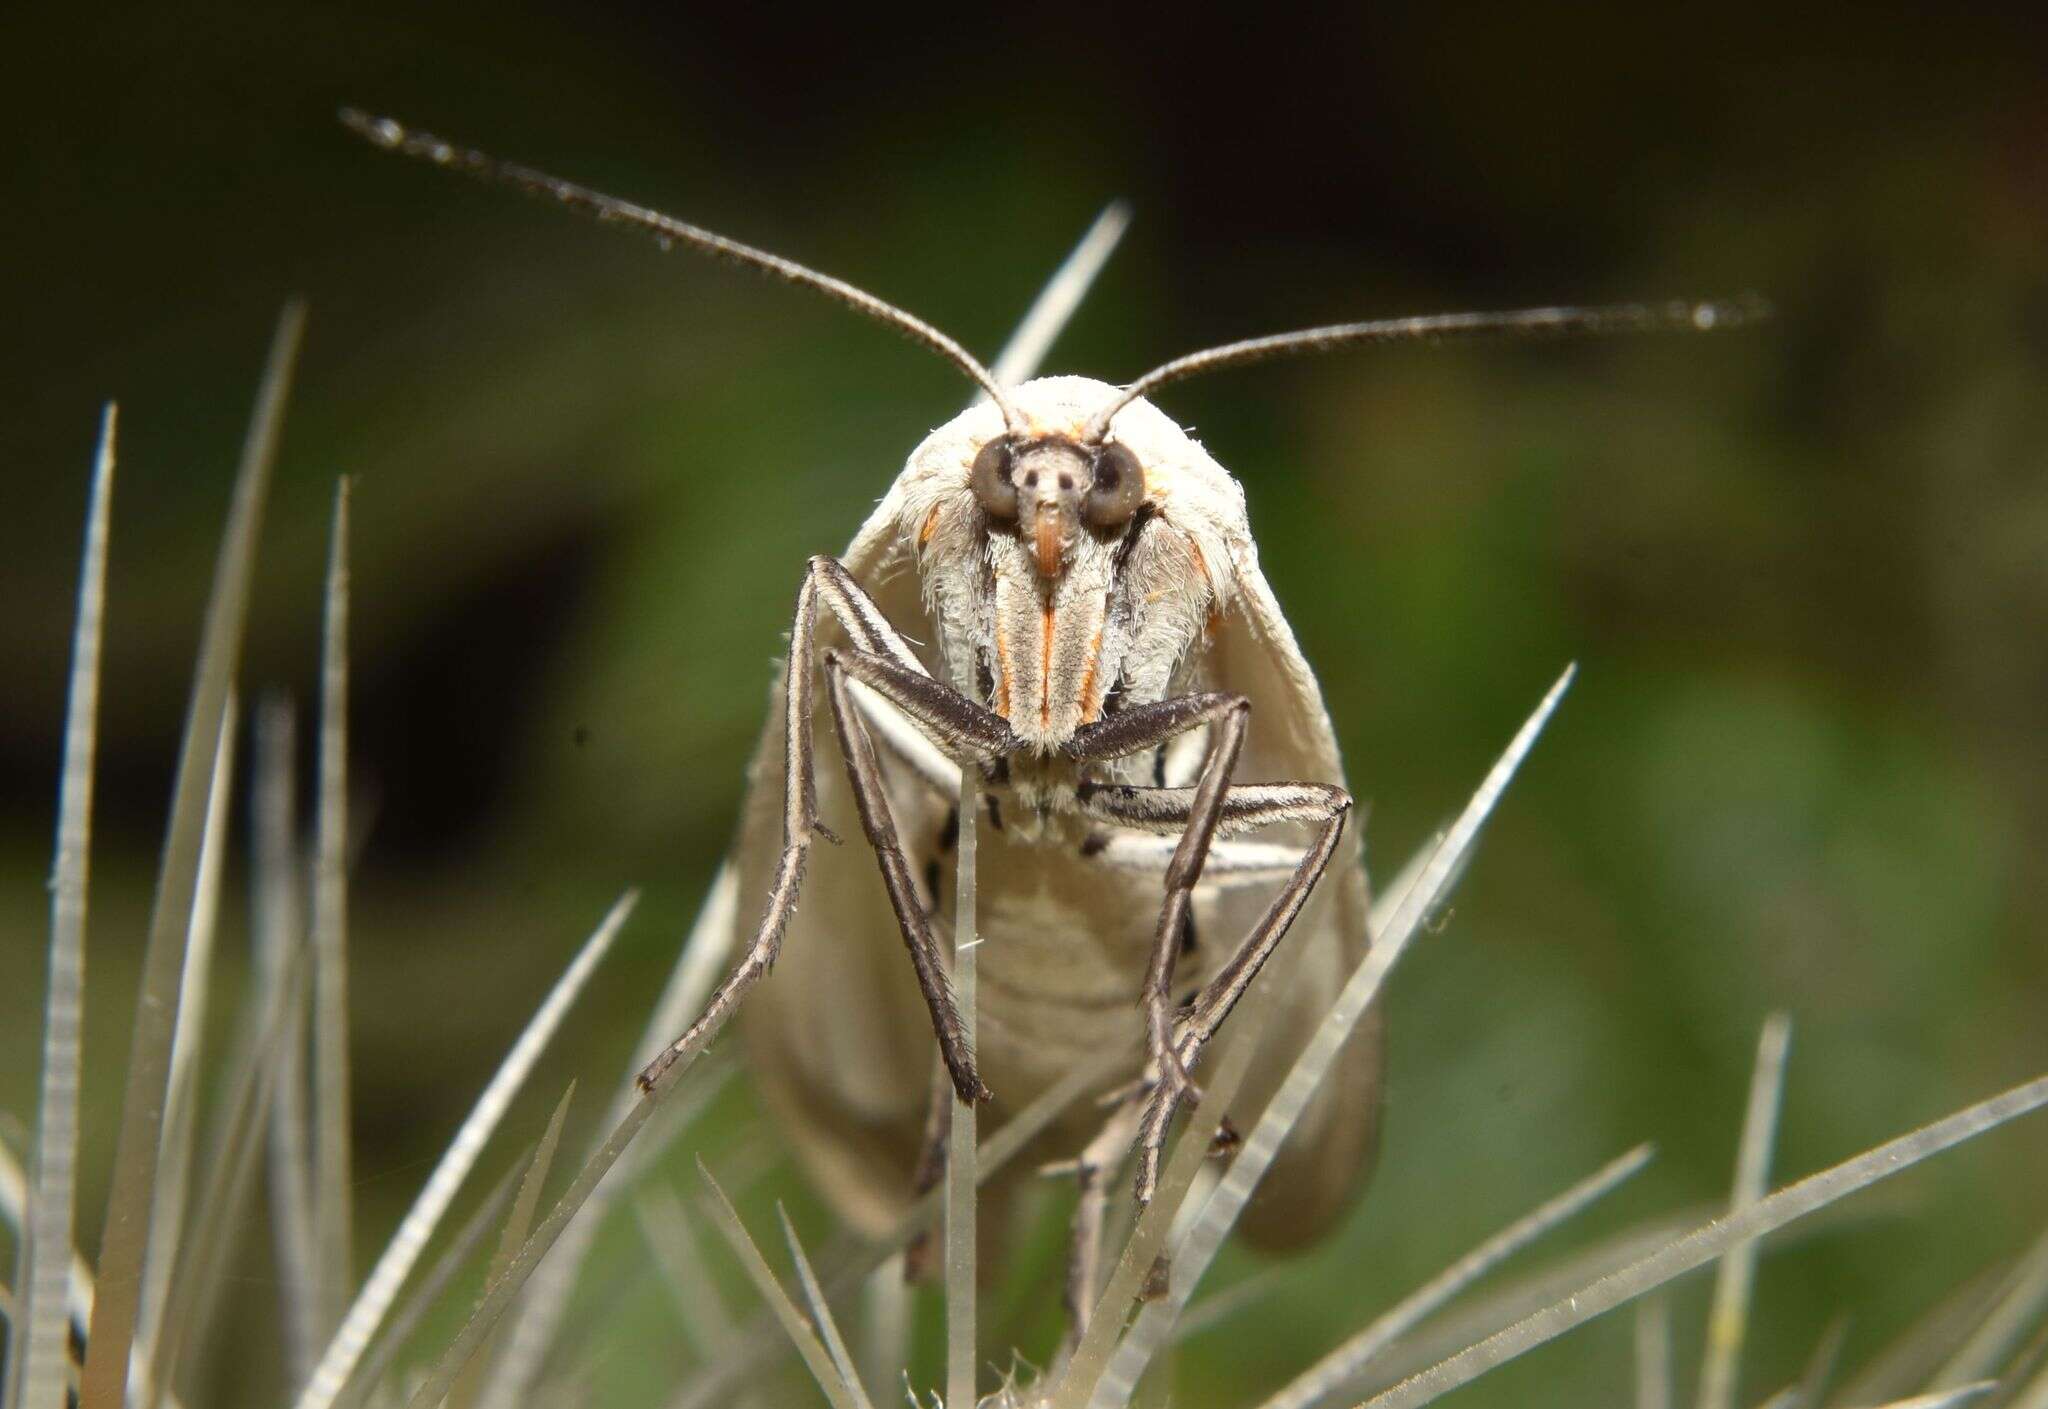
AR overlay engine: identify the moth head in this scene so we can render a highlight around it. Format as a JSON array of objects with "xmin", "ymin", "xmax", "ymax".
[{"xmin": 970, "ymin": 433, "xmax": 1147, "ymax": 578}]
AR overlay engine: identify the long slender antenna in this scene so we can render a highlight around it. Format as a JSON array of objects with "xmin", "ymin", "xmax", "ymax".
[
  {"xmin": 1082, "ymin": 297, "xmax": 1768, "ymax": 441},
  {"xmin": 340, "ymin": 109, "xmax": 1023, "ymax": 430}
]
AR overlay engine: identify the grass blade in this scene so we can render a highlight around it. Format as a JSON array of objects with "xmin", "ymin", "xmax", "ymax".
[
  {"xmin": 1638, "ymin": 1295, "xmax": 1673, "ymax": 1409},
  {"xmin": 10, "ymin": 403, "xmax": 115, "ymax": 1409},
  {"xmin": 780, "ymin": 1206, "xmax": 876, "ymax": 1409},
  {"xmin": 1698, "ymin": 1012, "xmax": 1794, "ymax": 1409},
  {"xmin": 1930, "ymin": 1223, "xmax": 2048, "ymax": 1390},
  {"xmin": 987, "ymin": 201, "xmax": 1131, "ymax": 388},
  {"xmin": 132, "ymin": 698, "xmax": 240, "ymax": 1401},
  {"xmin": 1357, "ymin": 1071, "xmax": 2048, "ymax": 1409},
  {"xmin": 1083, "ymin": 666, "xmax": 1579, "ymax": 1409},
  {"xmin": 1836, "ymin": 1263, "xmax": 2011, "ymax": 1408},
  {"xmin": 636, "ymin": 1184, "xmax": 743, "ymax": 1361},
  {"xmin": 1865, "ymin": 1385, "xmax": 2000, "ymax": 1409},
  {"xmin": 448, "ymin": 1082, "xmax": 575, "ymax": 1409},
  {"xmin": 1700, "ymin": 1015, "xmax": 1794, "ymax": 1409},
  {"xmin": 345, "ymin": 1162, "xmax": 525, "ymax": 1408},
  {"xmin": 947, "ymin": 773, "xmax": 980, "ymax": 1409},
  {"xmin": 664, "ymin": 1042, "xmax": 1132, "ymax": 1409},
  {"xmin": 149, "ymin": 909, "xmax": 314, "ymax": 1400},
  {"xmin": 313, "ymin": 477, "xmax": 356, "ymax": 1340},
  {"xmin": 254, "ymin": 694, "xmax": 322, "ymax": 1388},
  {"xmin": 1258, "ymin": 1143, "xmax": 1656, "ymax": 1409},
  {"xmin": 80, "ymin": 303, "xmax": 304, "ymax": 1409},
  {"xmin": 696, "ymin": 1166, "xmax": 860, "ymax": 1409},
  {"xmin": 475, "ymin": 864, "xmax": 739, "ymax": 1409},
  {"xmin": 294, "ymin": 892, "xmax": 631, "ymax": 1409}
]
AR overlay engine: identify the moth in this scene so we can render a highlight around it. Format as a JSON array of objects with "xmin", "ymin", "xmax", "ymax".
[{"xmin": 346, "ymin": 110, "xmax": 1748, "ymax": 1325}]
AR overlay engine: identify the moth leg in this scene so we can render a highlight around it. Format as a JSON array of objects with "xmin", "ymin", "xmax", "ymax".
[
  {"xmin": 635, "ymin": 554, "xmax": 1002, "ymax": 1095},
  {"xmin": 1075, "ymin": 776, "xmax": 1353, "ymax": 1204},
  {"xmin": 1044, "ymin": 1098, "xmax": 1141, "ymax": 1353},
  {"xmin": 903, "ymin": 1054, "xmax": 954, "ymax": 1283},
  {"xmin": 1068, "ymin": 693, "xmax": 1254, "ymax": 1201},
  {"xmin": 822, "ymin": 648, "xmax": 992, "ymax": 1104},
  {"xmin": 1083, "ymin": 833, "xmax": 1307, "ymax": 893}
]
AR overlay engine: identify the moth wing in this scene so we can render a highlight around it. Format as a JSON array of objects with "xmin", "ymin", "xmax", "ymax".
[
  {"xmin": 736, "ymin": 494, "xmax": 943, "ymax": 1236},
  {"xmin": 1208, "ymin": 531, "xmax": 1385, "ymax": 1249}
]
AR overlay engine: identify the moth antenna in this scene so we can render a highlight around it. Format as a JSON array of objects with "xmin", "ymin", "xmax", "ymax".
[
  {"xmin": 1082, "ymin": 296, "xmax": 1769, "ymax": 441},
  {"xmin": 341, "ymin": 109, "xmax": 1024, "ymax": 430}
]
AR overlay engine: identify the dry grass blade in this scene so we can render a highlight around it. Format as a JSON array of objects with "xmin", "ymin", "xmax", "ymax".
[
  {"xmin": 9, "ymin": 403, "xmax": 114, "ymax": 1409},
  {"xmin": 255, "ymin": 694, "xmax": 322, "ymax": 1387},
  {"xmin": 149, "ymin": 908, "xmax": 313, "ymax": 1400},
  {"xmin": 1837, "ymin": 1264, "xmax": 2014, "ymax": 1407},
  {"xmin": 986, "ymin": 201, "xmax": 1131, "ymax": 389},
  {"xmin": 475, "ymin": 864, "xmax": 739, "ymax": 1409},
  {"xmin": 665, "ymin": 1045, "xmax": 1131, "ymax": 1409},
  {"xmin": 779, "ymin": 1205, "xmax": 876, "ymax": 1409},
  {"xmin": 636, "ymin": 1185, "xmax": 742, "ymax": 1360},
  {"xmin": 947, "ymin": 773, "xmax": 981, "ymax": 1409},
  {"xmin": 1358, "ymin": 1071, "xmax": 2048, "ymax": 1409},
  {"xmin": 1259, "ymin": 1143, "xmax": 1656, "ymax": 1409},
  {"xmin": 1762, "ymin": 1315, "xmax": 1849, "ymax": 1409},
  {"xmin": 1085, "ymin": 666, "xmax": 1579, "ymax": 1409},
  {"xmin": 0, "ymin": 1140, "xmax": 91, "ymax": 1358},
  {"xmin": 295, "ymin": 893, "xmax": 631, "ymax": 1409},
  {"xmin": 1699, "ymin": 1012, "xmax": 1794, "ymax": 1409},
  {"xmin": 1638, "ymin": 1296, "xmax": 1673, "ymax": 1409},
  {"xmin": 1864, "ymin": 1384, "xmax": 2000, "ymax": 1409},
  {"xmin": 2013, "ymin": 1357, "xmax": 2048, "ymax": 1409},
  {"xmin": 696, "ymin": 1165, "xmax": 862, "ymax": 1409},
  {"xmin": 0, "ymin": 1140, "xmax": 186, "ymax": 1409},
  {"xmin": 1930, "ymin": 1223, "xmax": 2048, "ymax": 1390},
  {"xmin": 80, "ymin": 303, "xmax": 304, "ymax": 1409},
  {"xmin": 133, "ymin": 699, "xmax": 240, "ymax": 1401},
  {"xmin": 313, "ymin": 476, "xmax": 356, "ymax": 1339},
  {"xmin": 345, "ymin": 1162, "xmax": 525, "ymax": 1408},
  {"xmin": 447, "ymin": 1082, "xmax": 576, "ymax": 1409}
]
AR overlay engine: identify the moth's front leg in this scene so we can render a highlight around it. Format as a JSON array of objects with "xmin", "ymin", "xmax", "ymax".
[
  {"xmin": 635, "ymin": 555, "xmax": 1010, "ymax": 1096},
  {"xmin": 821, "ymin": 648, "xmax": 993, "ymax": 1104},
  {"xmin": 1074, "ymin": 766, "xmax": 1353, "ymax": 1205}
]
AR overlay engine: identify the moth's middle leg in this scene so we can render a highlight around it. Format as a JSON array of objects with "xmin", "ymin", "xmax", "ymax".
[{"xmin": 1071, "ymin": 762, "xmax": 1354, "ymax": 1204}]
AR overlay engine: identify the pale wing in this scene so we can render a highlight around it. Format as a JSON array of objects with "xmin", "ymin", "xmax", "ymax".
[{"xmin": 1207, "ymin": 531, "xmax": 1384, "ymax": 1248}]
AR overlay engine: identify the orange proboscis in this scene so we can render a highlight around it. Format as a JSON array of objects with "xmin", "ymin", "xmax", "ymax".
[
  {"xmin": 918, "ymin": 503, "xmax": 942, "ymax": 547},
  {"xmin": 1040, "ymin": 603, "xmax": 1056, "ymax": 729}
]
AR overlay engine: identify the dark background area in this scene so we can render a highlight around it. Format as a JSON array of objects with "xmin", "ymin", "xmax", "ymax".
[{"xmin": 3, "ymin": 4, "xmax": 2046, "ymax": 1405}]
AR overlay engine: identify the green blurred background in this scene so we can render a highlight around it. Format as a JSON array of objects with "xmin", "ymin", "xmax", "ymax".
[{"xmin": 4, "ymin": 3, "xmax": 2046, "ymax": 1404}]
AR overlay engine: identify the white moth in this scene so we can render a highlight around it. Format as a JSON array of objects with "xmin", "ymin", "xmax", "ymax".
[{"xmin": 348, "ymin": 110, "xmax": 1751, "ymax": 1326}]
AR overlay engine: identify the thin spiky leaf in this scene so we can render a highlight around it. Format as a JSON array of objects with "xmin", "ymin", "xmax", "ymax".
[
  {"xmin": 1082, "ymin": 666, "xmax": 1579, "ymax": 1409},
  {"xmin": 665, "ymin": 1045, "xmax": 1132, "ymax": 1409},
  {"xmin": 1838, "ymin": 1264, "xmax": 2014, "ymax": 1407},
  {"xmin": 254, "ymin": 693, "xmax": 322, "ymax": 1388},
  {"xmin": 81, "ymin": 304, "xmax": 304, "ymax": 1409},
  {"xmin": 1758, "ymin": 1316, "xmax": 1848, "ymax": 1409},
  {"xmin": 313, "ymin": 477, "xmax": 356, "ymax": 1338},
  {"xmin": 345, "ymin": 1162, "xmax": 524, "ymax": 1409},
  {"xmin": 1699, "ymin": 1013, "xmax": 1794, "ymax": 1409},
  {"xmin": 986, "ymin": 201, "xmax": 1130, "ymax": 389},
  {"xmin": 636, "ymin": 1185, "xmax": 743, "ymax": 1360},
  {"xmin": 697, "ymin": 1166, "xmax": 861, "ymax": 1409},
  {"xmin": 10, "ymin": 404, "xmax": 115, "ymax": 1409},
  {"xmin": 1864, "ymin": 1384, "xmax": 2000, "ymax": 1409},
  {"xmin": 1358, "ymin": 1072, "xmax": 2048, "ymax": 1409},
  {"xmin": 294, "ymin": 893, "xmax": 631, "ymax": 1409},
  {"xmin": 1638, "ymin": 1296, "xmax": 1673, "ymax": 1409},
  {"xmin": 1930, "ymin": 1223, "xmax": 2048, "ymax": 1391},
  {"xmin": 447, "ymin": 1082, "xmax": 575, "ymax": 1409},
  {"xmin": 474, "ymin": 866, "xmax": 739, "ymax": 1409},
  {"xmin": 780, "ymin": 1205, "xmax": 875, "ymax": 1409},
  {"xmin": 132, "ymin": 698, "xmax": 240, "ymax": 1401},
  {"xmin": 149, "ymin": 912, "xmax": 314, "ymax": 1399},
  {"xmin": 1258, "ymin": 1144, "xmax": 1656, "ymax": 1409},
  {"xmin": 947, "ymin": 772, "xmax": 981, "ymax": 1409}
]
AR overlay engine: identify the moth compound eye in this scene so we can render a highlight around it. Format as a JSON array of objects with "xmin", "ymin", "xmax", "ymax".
[
  {"xmin": 1084, "ymin": 441, "xmax": 1146, "ymax": 530},
  {"xmin": 970, "ymin": 435, "xmax": 1020, "ymax": 520}
]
